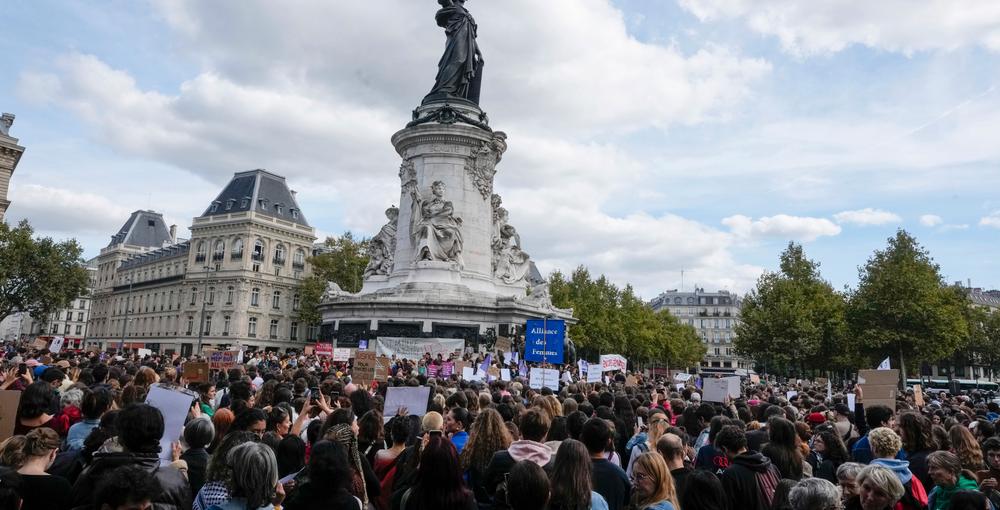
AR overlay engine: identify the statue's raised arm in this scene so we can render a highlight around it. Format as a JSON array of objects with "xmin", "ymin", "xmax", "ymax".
[{"xmin": 423, "ymin": 0, "xmax": 484, "ymax": 105}]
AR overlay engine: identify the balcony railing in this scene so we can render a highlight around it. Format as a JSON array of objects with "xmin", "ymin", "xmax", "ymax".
[
  {"xmin": 273, "ymin": 257, "xmax": 286, "ymax": 265},
  {"xmin": 292, "ymin": 261, "xmax": 305, "ymax": 270},
  {"xmin": 231, "ymin": 251, "xmax": 244, "ymax": 260},
  {"xmin": 212, "ymin": 253, "xmax": 225, "ymax": 261},
  {"xmin": 194, "ymin": 254, "xmax": 206, "ymax": 262},
  {"xmin": 252, "ymin": 253, "xmax": 264, "ymax": 262}
]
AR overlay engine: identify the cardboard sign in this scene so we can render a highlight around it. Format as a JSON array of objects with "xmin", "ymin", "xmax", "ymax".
[
  {"xmin": 750, "ymin": 374, "xmax": 760, "ymax": 384},
  {"xmin": 914, "ymin": 384, "xmax": 925, "ymax": 407},
  {"xmin": 488, "ymin": 366, "xmax": 501, "ymax": 380},
  {"xmin": 859, "ymin": 369, "xmax": 899, "ymax": 409},
  {"xmin": 494, "ymin": 336, "xmax": 513, "ymax": 353},
  {"xmin": 383, "ymin": 386, "xmax": 431, "ymax": 422},
  {"xmin": 304, "ymin": 345, "xmax": 315, "ymax": 355},
  {"xmin": 208, "ymin": 350, "xmax": 239, "ymax": 370},
  {"xmin": 454, "ymin": 361, "xmax": 469, "ymax": 377},
  {"xmin": 0, "ymin": 390, "xmax": 20, "ymax": 441},
  {"xmin": 375, "ymin": 356, "xmax": 391, "ymax": 381},
  {"xmin": 32, "ymin": 338, "xmax": 48, "ymax": 350},
  {"xmin": 600, "ymin": 354, "xmax": 628, "ymax": 372},
  {"xmin": 184, "ymin": 362, "xmax": 210, "ymax": 383},
  {"xmin": 353, "ymin": 351, "xmax": 377, "ymax": 386},
  {"xmin": 333, "ymin": 348, "xmax": 352, "ymax": 362}
]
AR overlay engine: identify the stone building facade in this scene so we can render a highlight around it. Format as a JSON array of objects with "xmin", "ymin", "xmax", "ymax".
[
  {"xmin": 649, "ymin": 288, "xmax": 751, "ymax": 375},
  {"xmin": 0, "ymin": 113, "xmax": 24, "ymax": 223},
  {"xmin": 87, "ymin": 170, "xmax": 316, "ymax": 355}
]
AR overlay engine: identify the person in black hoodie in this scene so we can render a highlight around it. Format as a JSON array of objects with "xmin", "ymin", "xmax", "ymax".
[
  {"xmin": 284, "ymin": 440, "xmax": 363, "ymax": 510},
  {"xmin": 484, "ymin": 409, "xmax": 554, "ymax": 510},
  {"xmin": 716, "ymin": 425, "xmax": 781, "ymax": 510},
  {"xmin": 71, "ymin": 403, "xmax": 191, "ymax": 510}
]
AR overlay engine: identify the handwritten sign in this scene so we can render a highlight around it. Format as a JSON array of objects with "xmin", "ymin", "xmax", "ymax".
[
  {"xmin": 208, "ymin": 350, "xmax": 239, "ymax": 370},
  {"xmin": 353, "ymin": 351, "xmax": 377, "ymax": 386},
  {"xmin": 600, "ymin": 354, "xmax": 627, "ymax": 372},
  {"xmin": 184, "ymin": 362, "xmax": 210, "ymax": 383},
  {"xmin": 333, "ymin": 348, "xmax": 352, "ymax": 362}
]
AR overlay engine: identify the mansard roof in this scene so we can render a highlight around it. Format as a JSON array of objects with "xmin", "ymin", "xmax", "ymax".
[
  {"xmin": 107, "ymin": 210, "xmax": 172, "ymax": 248},
  {"xmin": 199, "ymin": 169, "xmax": 309, "ymax": 227}
]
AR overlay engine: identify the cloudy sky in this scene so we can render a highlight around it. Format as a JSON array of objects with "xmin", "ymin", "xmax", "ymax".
[{"xmin": 5, "ymin": 0, "xmax": 1000, "ymax": 298}]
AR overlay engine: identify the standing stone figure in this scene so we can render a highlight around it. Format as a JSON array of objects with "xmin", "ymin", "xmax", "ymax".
[
  {"xmin": 410, "ymin": 181, "xmax": 464, "ymax": 265},
  {"xmin": 423, "ymin": 0, "xmax": 484, "ymax": 105},
  {"xmin": 364, "ymin": 206, "xmax": 399, "ymax": 278}
]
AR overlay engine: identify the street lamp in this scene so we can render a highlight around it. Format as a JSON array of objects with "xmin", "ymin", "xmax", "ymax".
[
  {"xmin": 196, "ymin": 265, "xmax": 216, "ymax": 356},
  {"xmin": 118, "ymin": 276, "xmax": 134, "ymax": 354}
]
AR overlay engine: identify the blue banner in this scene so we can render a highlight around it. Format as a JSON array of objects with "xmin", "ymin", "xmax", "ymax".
[{"xmin": 524, "ymin": 319, "xmax": 565, "ymax": 364}]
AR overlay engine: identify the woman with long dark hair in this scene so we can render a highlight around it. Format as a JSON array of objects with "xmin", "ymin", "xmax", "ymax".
[
  {"xmin": 399, "ymin": 435, "xmax": 476, "ymax": 510},
  {"xmin": 460, "ymin": 408, "xmax": 512, "ymax": 508},
  {"xmin": 897, "ymin": 412, "xmax": 936, "ymax": 490},
  {"xmin": 808, "ymin": 428, "xmax": 850, "ymax": 484},
  {"xmin": 763, "ymin": 417, "xmax": 805, "ymax": 480},
  {"xmin": 284, "ymin": 440, "xmax": 359, "ymax": 510},
  {"xmin": 548, "ymin": 439, "xmax": 608, "ymax": 510},
  {"xmin": 15, "ymin": 382, "xmax": 70, "ymax": 437}
]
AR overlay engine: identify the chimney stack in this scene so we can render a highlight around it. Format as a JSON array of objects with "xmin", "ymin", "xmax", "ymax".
[{"xmin": 169, "ymin": 225, "xmax": 177, "ymax": 244}]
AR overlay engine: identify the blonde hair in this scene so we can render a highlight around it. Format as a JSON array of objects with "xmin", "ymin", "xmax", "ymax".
[
  {"xmin": 857, "ymin": 465, "xmax": 904, "ymax": 503},
  {"xmin": 0, "ymin": 436, "xmax": 27, "ymax": 469},
  {"xmin": 868, "ymin": 427, "xmax": 902, "ymax": 459},
  {"xmin": 632, "ymin": 451, "xmax": 680, "ymax": 509},
  {"xmin": 422, "ymin": 411, "xmax": 444, "ymax": 433}
]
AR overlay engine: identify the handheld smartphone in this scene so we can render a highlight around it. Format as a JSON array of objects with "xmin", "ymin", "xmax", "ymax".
[
  {"xmin": 17, "ymin": 363, "xmax": 27, "ymax": 376},
  {"xmin": 309, "ymin": 387, "xmax": 320, "ymax": 402},
  {"xmin": 428, "ymin": 430, "xmax": 443, "ymax": 436}
]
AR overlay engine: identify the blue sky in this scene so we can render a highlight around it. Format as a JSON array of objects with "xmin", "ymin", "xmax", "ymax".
[{"xmin": 3, "ymin": 0, "xmax": 999, "ymax": 297}]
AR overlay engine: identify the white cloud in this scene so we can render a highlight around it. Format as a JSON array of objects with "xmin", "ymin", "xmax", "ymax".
[
  {"xmin": 5, "ymin": 184, "xmax": 133, "ymax": 236},
  {"xmin": 678, "ymin": 0, "xmax": 1000, "ymax": 55},
  {"xmin": 981, "ymin": 211, "xmax": 1000, "ymax": 228},
  {"xmin": 722, "ymin": 214, "xmax": 842, "ymax": 242},
  {"xmin": 919, "ymin": 214, "xmax": 944, "ymax": 227},
  {"xmin": 833, "ymin": 208, "xmax": 902, "ymax": 226}
]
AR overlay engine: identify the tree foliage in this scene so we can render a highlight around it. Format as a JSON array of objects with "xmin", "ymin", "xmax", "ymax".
[
  {"xmin": 735, "ymin": 242, "xmax": 849, "ymax": 374},
  {"xmin": 549, "ymin": 266, "xmax": 704, "ymax": 368},
  {"xmin": 296, "ymin": 232, "xmax": 370, "ymax": 326},
  {"xmin": 0, "ymin": 220, "xmax": 90, "ymax": 324},
  {"xmin": 846, "ymin": 230, "xmax": 968, "ymax": 377}
]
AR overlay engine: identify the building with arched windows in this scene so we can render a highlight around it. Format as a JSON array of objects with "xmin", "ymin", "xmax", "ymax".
[
  {"xmin": 86, "ymin": 170, "xmax": 317, "ymax": 355},
  {"xmin": 649, "ymin": 288, "xmax": 751, "ymax": 376}
]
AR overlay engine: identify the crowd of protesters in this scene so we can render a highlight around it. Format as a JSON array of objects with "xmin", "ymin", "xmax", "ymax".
[{"xmin": 1, "ymin": 344, "xmax": 1000, "ymax": 510}]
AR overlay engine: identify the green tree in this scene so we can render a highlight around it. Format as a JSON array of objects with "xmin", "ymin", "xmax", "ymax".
[
  {"xmin": 735, "ymin": 242, "xmax": 848, "ymax": 375},
  {"xmin": 295, "ymin": 232, "xmax": 370, "ymax": 328},
  {"xmin": 547, "ymin": 265, "xmax": 703, "ymax": 368},
  {"xmin": 0, "ymin": 220, "xmax": 90, "ymax": 323},
  {"xmin": 846, "ymin": 230, "xmax": 967, "ymax": 379}
]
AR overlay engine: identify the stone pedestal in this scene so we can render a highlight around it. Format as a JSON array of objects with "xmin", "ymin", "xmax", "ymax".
[{"xmin": 320, "ymin": 100, "xmax": 574, "ymax": 347}]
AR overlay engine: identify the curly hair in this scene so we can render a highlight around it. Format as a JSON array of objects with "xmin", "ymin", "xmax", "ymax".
[
  {"xmin": 897, "ymin": 412, "xmax": 936, "ymax": 453},
  {"xmin": 868, "ymin": 427, "xmax": 902, "ymax": 459},
  {"xmin": 460, "ymin": 408, "xmax": 512, "ymax": 473}
]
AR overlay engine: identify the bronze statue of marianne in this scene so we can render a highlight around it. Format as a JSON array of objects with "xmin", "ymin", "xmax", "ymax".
[{"xmin": 423, "ymin": 0, "xmax": 484, "ymax": 105}]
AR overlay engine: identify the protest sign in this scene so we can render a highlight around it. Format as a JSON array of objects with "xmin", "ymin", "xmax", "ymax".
[
  {"xmin": 375, "ymin": 356, "xmax": 391, "ymax": 381},
  {"xmin": 529, "ymin": 367, "xmax": 560, "ymax": 390},
  {"xmin": 208, "ymin": 350, "xmax": 239, "ymax": 370},
  {"xmin": 847, "ymin": 393, "xmax": 856, "ymax": 409},
  {"xmin": 32, "ymin": 338, "xmax": 48, "ymax": 350},
  {"xmin": 333, "ymin": 348, "xmax": 352, "ymax": 362},
  {"xmin": 383, "ymin": 386, "xmax": 431, "ymax": 423},
  {"xmin": 49, "ymin": 336, "xmax": 65, "ymax": 354},
  {"xmin": 600, "ymin": 354, "xmax": 627, "ymax": 373},
  {"xmin": 454, "ymin": 360, "xmax": 470, "ymax": 377},
  {"xmin": 0, "ymin": 391, "xmax": 20, "ymax": 441},
  {"xmin": 441, "ymin": 361, "xmax": 455, "ymax": 378},
  {"xmin": 353, "ymin": 351, "xmax": 377, "ymax": 386},
  {"xmin": 858, "ymin": 369, "xmax": 899, "ymax": 409},
  {"xmin": 488, "ymin": 366, "xmax": 501, "ymax": 380},
  {"xmin": 586, "ymin": 367, "xmax": 603, "ymax": 383},
  {"xmin": 304, "ymin": 345, "xmax": 315, "ymax": 355},
  {"xmin": 703, "ymin": 377, "xmax": 741, "ymax": 402},
  {"xmin": 750, "ymin": 374, "xmax": 760, "ymax": 384},
  {"xmin": 314, "ymin": 343, "xmax": 333, "ymax": 357},
  {"xmin": 524, "ymin": 319, "xmax": 565, "ymax": 364},
  {"xmin": 675, "ymin": 383, "xmax": 685, "ymax": 391},
  {"xmin": 463, "ymin": 366, "xmax": 485, "ymax": 382},
  {"xmin": 673, "ymin": 373, "xmax": 692, "ymax": 382},
  {"xmin": 145, "ymin": 384, "xmax": 196, "ymax": 461},
  {"xmin": 494, "ymin": 336, "xmax": 513, "ymax": 353},
  {"xmin": 914, "ymin": 384, "xmax": 925, "ymax": 407},
  {"xmin": 426, "ymin": 364, "xmax": 440, "ymax": 378},
  {"xmin": 578, "ymin": 359, "xmax": 589, "ymax": 376},
  {"xmin": 500, "ymin": 369, "xmax": 512, "ymax": 381},
  {"xmin": 786, "ymin": 391, "xmax": 798, "ymax": 401},
  {"xmin": 184, "ymin": 362, "xmax": 210, "ymax": 383},
  {"xmin": 375, "ymin": 337, "xmax": 464, "ymax": 360}
]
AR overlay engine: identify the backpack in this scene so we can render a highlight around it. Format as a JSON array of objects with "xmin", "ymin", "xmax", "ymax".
[
  {"xmin": 896, "ymin": 477, "xmax": 928, "ymax": 510},
  {"xmin": 755, "ymin": 464, "xmax": 782, "ymax": 508}
]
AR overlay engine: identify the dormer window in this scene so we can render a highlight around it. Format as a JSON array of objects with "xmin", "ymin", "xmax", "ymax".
[
  {"xmin": 226, "ymin": 199, "xmax": 235, "ymax": 210},
  {"xmin": 210, "ymin": 201, "xmax": 220, "ymax": 213},
  {"xmin": 275, "ymin": 204, "xmax": 283, "ymax": 215},
  {"xmin": 241, "ymin": 196, "xmax": 250, "ymax": 208},
  {"xmin": 291, "ymin": 209, "xmax": 298, "ymax": 219},
  {"xmin": 259, "ymin": 198, "xmax": 269, "ymax": 210}
]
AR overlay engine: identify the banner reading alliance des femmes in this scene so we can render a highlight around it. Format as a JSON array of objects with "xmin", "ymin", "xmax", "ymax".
[{"xmin": 375, "ymin": 337, "xmax": 465, "ymax": 360}]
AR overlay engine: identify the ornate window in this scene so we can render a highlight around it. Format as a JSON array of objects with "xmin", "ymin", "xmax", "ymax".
[
  {"xmin": 231, "ymin": 238, "xmax": 244, "ymax": 259},
  {"xmin": 248, "ymin": 317, "xmax": 257, "ymax": 337},
  {"xmin": 272, "ymin": 291, "xmax": 281, "ymax": 309},
  {"xmin": 250, "ymin": 288, "xmax": 260, "ymax": 307}
]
